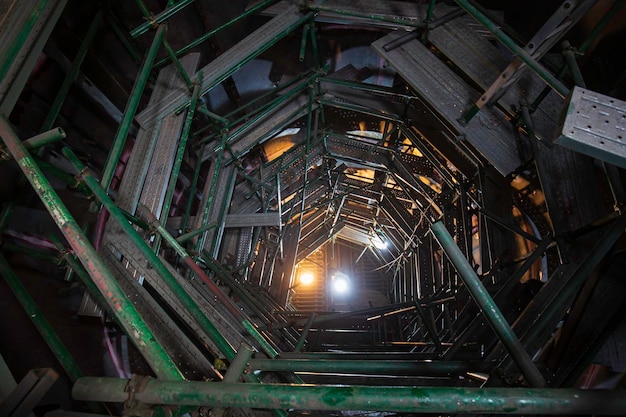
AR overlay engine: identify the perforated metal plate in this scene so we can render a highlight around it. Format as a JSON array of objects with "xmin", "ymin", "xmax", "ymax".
[{"xmin": 556, "ymin": 86, "xmax": 626, "ymax": 168}]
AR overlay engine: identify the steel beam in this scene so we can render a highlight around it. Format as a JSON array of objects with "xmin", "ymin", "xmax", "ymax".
[
  {"xmin": 72, "ymin": 377, "xmax": 626, "ymax": 414},
  {"xmin": 63, "ymin": 148, "xmax": 237, "ymax": 361},
  {"xmin": 0, "ymin": 114, "xmax": 182, "ymax": 380},
  {"xmin": 249, "ymin": 359, "xmax": 492, "ymax": 375},
  {"xmin": 100, "ymin": 24, "xmax": 165, "ymax": 192},
  {"xmin": 130, "ymin": 0, "xmax": 195, "ymax": 38},
  {"xmin": 138, "ymin": 207, "xmax": 281, "ymax": 359},
  {"xmin": 431, "ymin": 221, "xmax": 546, "ymax": 387},
  {"xmin": 137, "ymin": 6, "xmax": 310, "ymax": 127}
]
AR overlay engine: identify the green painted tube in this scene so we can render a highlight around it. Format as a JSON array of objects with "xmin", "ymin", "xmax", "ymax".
[
  {"xmin": 154, "ymin": 0, "xmax": 280, "ymax": 68},
  {"xmin": 41, "ymin": 10, "xmax": 103, "ymax": 131},
  {"xmin": 106, "ymin": 11, "xmax": 141, "ymax": 63},
  {"xmin": 197, "ymin": 106, "xmax": 229, "ymax": 126},
  {"xmin": 519, "ymin": 213, "xmax": 626, "ymax": 359},
  {"xmin": 131, "ymin": 0, "xmax": 195, "ymax": 38},
  {"xmin": 242, "ymin": 319, "xmax": 279, "ymax": 359},
  {"xmin": 421, "ymin": 0, "xmax": 437, "ymax": 42},
  {"xmin": 1, "ymin": 242, "xmax": 60, "ymax": 263},
  {"xmin": 195, "ymin": 130, "xmax": 227, "ymax": 252},
  {"xmin": 209, "ymin": 80, "xmax": 309, "ymax": 149},
  {"xmin": 139, "ymin": 208, "xmax": 243, "ymax": 321},
  {"xmin": 134, "ymin": 0, "xmax": 151, "ymax": 18},
  {"xmin": 453, "ymin": 0, "xmax": 568, "ymax": 98},
  {"xmin": 299, "ymin": 24, "xmax": 309, "ymax": 62},
  {"xmin": 63, "ymin": 148, "xmax": 237, "ymax": 361},
  {"xmin": 212, "ymin": 344, "xmax": 256, "ymax": 417},
  {"xmin": 294, "ymin": 313, "xmax": 316, "ymax": 352},
  {"xmin": 249, "ymin": 359, "xmax": 492, "ymax": 375},
  {"xmin": 0, "ymin": 203, "xmax": 15, "ymax": 232},
  {"xmin": 140, "ymin": 209, "xmax": 283, "ymax": 360},
  {"xmin": 144, "ymin": 211, "xmax": 282, "ymax": 356},
  {"xmin": 0, "ymin": 254, "xmax": 83, "ymax": 382},
  {"xmin": 561, "ymin": 41, "xmax": 586, "ymax": 88},
  {"xmin": 159, "ymin": 72, "xmax": 201, "ymax": 229},
  {"xmin": 161, "ymin": 37, "xmax": 193, "ymax": 89},
  {"xmin": 225, "ymin": 344, "xmax": 254, "ymax": 382},
  {"xmin": 100, "ymin": 24, "xmax": 165, "ymax": 192},
  {"xmin": 176, "ymin": 223, "xmax": 217, "ymax": 243},
  {"xmin": 72, "ymin": 377, "xmax": 626, "ymax": 415},
  {"xmin": 0, "ymin": 114, "xmax": 181, "ymax": 380},
  {"xmin": 578, "ymin": 0, "xmax": 625, "ymax": 54},
  {"xmin": 33, "ymin": 157, "xmax": 90, "ymax": 195},
  {"xmin": 50, "ymin": 235, "xmax": 109, "ymax": 310},
  {"xmin": 24, "ymin": 128, "xmax": 67, "ymax": 149},
  {"xmin": 431, "ymin": 221, "xmax": 546, "ymax": 388}
]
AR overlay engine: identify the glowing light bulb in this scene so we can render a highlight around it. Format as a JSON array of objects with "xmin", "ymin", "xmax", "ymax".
[
  {"xmin": 333, "ymin": 276, "xmax": 349, "ymax": 294},
  {"xmin": 300, "ymin": 272, "xmax": 314, "ymax": 285}
]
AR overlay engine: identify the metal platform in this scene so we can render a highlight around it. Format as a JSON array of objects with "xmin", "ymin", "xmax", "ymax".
[
  {"xmin": 427, "ymin": 5, "xmax": 564, "ymax": 143},
  {"xmin": 372, "ymin": 31, "xmax": 521, "ymax": 175},
  {"xmin": 104, "ymin": 232, "xmax": 250, "ymax": 356},
  {"xmin": 115, "ymin": 53, "xmax": 200, "ymax": 214},
  {"xmin": 556, "ymin": 86, "xmax": 626, "ymax": 168},
  {"xmin": 136, "ymin": 6, "xmax": 307, "ymax": 127},
  {"xmin": 100, "ymin": 247, "xmax": 218, "ymax": 379},
  {"xmin": 202, "ymin": 94, "xmax": 311, "ymax": 162}
]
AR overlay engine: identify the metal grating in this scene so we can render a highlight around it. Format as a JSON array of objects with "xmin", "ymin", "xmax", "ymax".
[
  {"xmin": 556, "ymin": 86, "xmax": 626, "ymax": 168},
  {"xmin": 136, "ymin": 6, "xmax": 307, "ymax": 127},
  {"xmin": 372, "ymin": 32, "xmax": 521, "ymax": 175}
]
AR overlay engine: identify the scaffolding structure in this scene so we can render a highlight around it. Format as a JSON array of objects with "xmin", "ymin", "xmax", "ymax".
[{"xmin": 1, "ymin": 0, "xmax": 626, "ymax": 416}]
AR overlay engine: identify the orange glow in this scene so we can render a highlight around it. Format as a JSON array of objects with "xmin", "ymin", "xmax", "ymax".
[{"xmin": 263, "ymin": 136, "xmax": 295, "ymax": 162}]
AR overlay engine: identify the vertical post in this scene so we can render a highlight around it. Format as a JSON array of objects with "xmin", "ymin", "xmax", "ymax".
[
  {"xmin": 0, "ymin": 114, "xmax": 182, "ymax": 380},
  {"xmin": 211, "ymin": 344, "xmax": 255, "ymax": 417},
  {"xmin": 431, "ymin": 221, "xmax": 546, "ymax": 387},
  {"xmin": 139, "ymin": 206, "xmax": 282, "ymax": 359},
  {"xmin": 561, "ymin": 41, "xmax": 586, "ymax": 88},
  {"xmin": 298, "ymin": 24, "xmax": 309, "ymax": 62},
  {"xmin": 63, "ymin": 148, "xmax": 237, "ymax": 361},
  {"xmin": 294, "ymin": 313, "xmax": 316, "ymax": 352},
  {"xmin": 100, "ymin": 24, "xmax": 166, "ymax": 192},
  {"xmin": 421, "ymin": 0, "xmax": 437, "ymax": 42}
]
